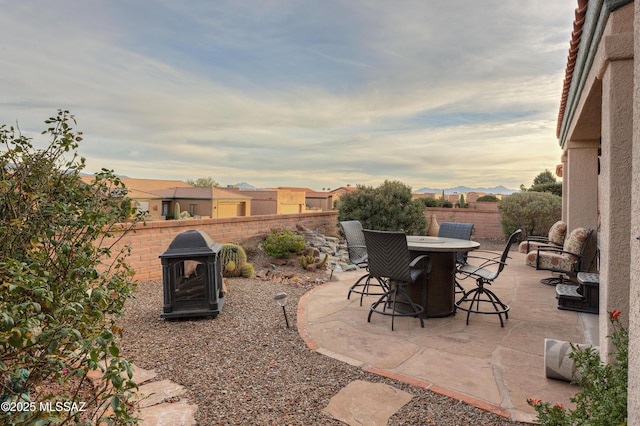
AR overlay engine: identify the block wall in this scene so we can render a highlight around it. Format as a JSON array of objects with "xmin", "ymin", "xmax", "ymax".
[
  {"xmin": 425, "ymin": 205, "xmax": 503, "ymax": 240},
  {"xmin": 105, "ymin": 211, "xmax": 339, "ymax": 281}
]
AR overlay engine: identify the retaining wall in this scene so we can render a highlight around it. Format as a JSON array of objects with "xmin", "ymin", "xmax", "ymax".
[
  {"xmin": 106, "ymin": 211, "xmax": 339, "ymax": 281},
  {"xmin": 109, "ymin": 206, "xmax": 503, "ymax": 281},
  {"xmin": 425, "ymin": 204, "xmax": 503, "ymax": 240}
]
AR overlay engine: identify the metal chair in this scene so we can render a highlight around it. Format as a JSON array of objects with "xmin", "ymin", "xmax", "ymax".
[
  {"xmin": 518, "ymin": 220, "xmax": 567, "ymax": 254},
  {"xmin": 339, "ymin": 220, "xmax": 387, "ymax": 305},
  {"xmin": 455, "ymin": 229, "xmax": 522, "ymax": 327},
  {"xmin": 438, "ymin": 222, "xmax": 474, "ymax": 294},
  {"xmin": 526, "ymin": 227, "xmax": 593, "ymax": 286},
  {"xmin": 363, "ymin": 229, "xmax": 431, "ymax": 331}
]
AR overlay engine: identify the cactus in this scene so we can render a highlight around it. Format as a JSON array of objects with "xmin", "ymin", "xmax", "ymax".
[
  {"xmin": 174, "ymin": 202, "xmax": 181, "ymax": 220},
  {"xmin": 298, "ymin": 248, "xmax": 328, "ymax": 271},
  {"xmin": 220, "ymin": 243, "xmax": 248, "ymax": 277},
  {"xmin": 240, "ymin": 263, "xmax": 255, "ymax": 278}
]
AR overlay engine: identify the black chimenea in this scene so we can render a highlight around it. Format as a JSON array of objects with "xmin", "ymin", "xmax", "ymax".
[{"xmin": 159, "ymin": 230, "xmax": 225, "ymax": 319}]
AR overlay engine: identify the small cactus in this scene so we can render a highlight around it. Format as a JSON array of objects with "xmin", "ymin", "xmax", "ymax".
[
  {"xmin": 241, "ymin": 263, "xmax": 255, "ymax": 278},
  {"xmin": 220, "ymin": 243, "xmax": 248, "ymax": 277},
  {"xmin": 298, "ymin": 248, "xmax": 328, "ymax": 271}
]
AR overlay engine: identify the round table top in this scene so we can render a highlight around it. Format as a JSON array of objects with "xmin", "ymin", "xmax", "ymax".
[{"xmin": 406, "ymin": 236, "xmax": 480, "ymax": 252}]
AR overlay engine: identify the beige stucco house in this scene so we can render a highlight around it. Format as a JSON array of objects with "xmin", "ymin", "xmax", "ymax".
[
  {"xmin": 225, "ymin": 187, "xmax": 307, "ymax": 215},
  {"xmin": 556, "ymin": 0, "xmax": 639, "ymax": 420},
  {"xmin": 79, "ymin": 176, "xmax": 251, "ymax": 220}
]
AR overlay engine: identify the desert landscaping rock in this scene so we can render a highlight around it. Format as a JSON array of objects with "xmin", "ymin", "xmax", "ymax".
[{"xmin": 117, "ymin": 237, "xmax": 520, "ymax": 425}]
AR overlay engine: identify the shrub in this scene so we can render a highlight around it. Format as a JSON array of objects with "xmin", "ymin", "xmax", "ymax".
[
  {"xmin": 528, "ymin": 310, "xmax": 628, "ymax": 425},
  {"xmin": 262, "ymin": 229, "xmax": 306, "ymax": 259},
  {"xmin": 499, "ymin": 191, "xmax": 562, "ymax": 240},
  {"xmin": 0, "ymin": 111, "xmax": 141, "ymax": 424},
  {"xmin": 476, "ymin": 195, "xmax": 499, "ymax": 202},
  {"xmin": 337, "ymin": 180, "xmax": 427, "ymax": 235},
  {"xmin": 529, "ymin": 182, "xmax": 563, "ymax": 197},
  {"xmin": 415, "ymin": 197, "xmax": 439, "ymax": 207}
]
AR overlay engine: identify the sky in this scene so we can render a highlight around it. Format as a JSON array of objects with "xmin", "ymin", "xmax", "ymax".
[{"xmin": 0, "ymin": 1, "xmax": 577, "ymax": 191}]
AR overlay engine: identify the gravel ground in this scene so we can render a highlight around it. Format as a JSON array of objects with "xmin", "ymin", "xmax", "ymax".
[{"xmin": 117, "ymin": 239, "xmax": 524, "ymax": 425}]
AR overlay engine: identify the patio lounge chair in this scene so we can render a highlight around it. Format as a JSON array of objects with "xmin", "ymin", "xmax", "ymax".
[
  {"xmin": 339, "ymin": 220, "xmax": 387, "ymax": 305},
  {"xmin": 455, "ymin": 229, "xmax": 522, "ymax": 327},
  {"xmin": 526, "ymin": 227, "xmax": 593, "ymax": 286},
  {"xmin": 438, "ymin": 222, "xmax": 474, "ymax": 295},
  {"xmin": 363, "ymin": 229, "xmax": 431, "ymax": 331},
  {"xmin": 518, "ymin": 220, "xmax": 567, "ymax": 253}
]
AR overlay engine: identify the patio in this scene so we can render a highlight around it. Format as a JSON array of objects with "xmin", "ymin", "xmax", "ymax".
[{"xmin": 298, "ymin": 250, "xmax": 599, "ymax": 424}]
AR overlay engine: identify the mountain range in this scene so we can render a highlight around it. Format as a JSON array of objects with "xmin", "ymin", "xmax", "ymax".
[
  {"xmin": 415, "ymin": 185, "xmax": 518, "ymax": 195},
  {"xmin": 233, "ymin": 182, "xmax": 518, "ymax": 194}
]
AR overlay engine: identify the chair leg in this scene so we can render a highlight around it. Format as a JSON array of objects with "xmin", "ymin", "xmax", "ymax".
[
  {"xmin": 348, "ymin": 273, "xmax": 388, "ymax": 306},
  {"xmin": 368, "ymin": 284, "xmax": 424, "ymax": 330},
  {"xmin": 347, "ymin": 274, "xmax": 387, "ymax": 306},
  {"xmin": 455, "ymin": 279, "xmax": 510, "ymax": 327}
]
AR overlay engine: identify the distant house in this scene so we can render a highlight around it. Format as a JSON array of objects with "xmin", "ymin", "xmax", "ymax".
[
  {"xmin": 225, "ymin": 187, "xmax": 306, "ymax": 215},
  {"xmin": 79, "ymin": 177, "xmax": 251, "ymax": 220},
  {"xmin": 152, "ymin": 187, "xmax": 251, "ymax": 219},
  {"xmin": 304, "ymin": 189, "xmax": 334, "ymax": 211},
  {"xmin": 329, "ymin": 185, "xmax": 359, "ymax": 208}
]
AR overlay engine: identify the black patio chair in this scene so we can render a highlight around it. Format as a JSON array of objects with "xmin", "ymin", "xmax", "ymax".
[
  {"xmin": 339, "ymin": 220, "xmax": 387, "ymax": 305},
  {"xmin": 363, "ymin": 229, "xmax": 431, "ymax": 331},
  {"xmin": 455, "ymin": 229, "xmax": 522, "ymax": 327},
  {"xmin": 438, "ymin": 222, "xmax": 474, "ymax": 294}
]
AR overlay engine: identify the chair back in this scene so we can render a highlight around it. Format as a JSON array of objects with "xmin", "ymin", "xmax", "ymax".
[
  {"xmin": 547, "ymin": 221, "xmax": 567, "ymax": 246},
  {"xmin": 562, "ymin": 227, "xmax": 592, "ymax": 255},
  {"xmin": 438, "ymin": 222, "xmax": 474, "ymax": 264},
  {"xmin": 362, "ymin": 230, "xmax": 412, "ymax": 283},
  {"xmin": 563, "ymin": 227, "xmax": 593, "ymax": 269},
  {"xmin": 496, "ymin": 229, "xmax": 522, "ymax": 275},
  {"xmin": 339, "ymin": 220, "xmax": 368, "ymax": 264}
]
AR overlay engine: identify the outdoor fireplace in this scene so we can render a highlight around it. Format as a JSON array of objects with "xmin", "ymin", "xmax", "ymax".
[{"xmin": 159, "ymin": 230, "xmax": 225, "ymax": 319}]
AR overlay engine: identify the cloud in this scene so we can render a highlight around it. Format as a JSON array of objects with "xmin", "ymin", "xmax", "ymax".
[{"xmin": 0, "ymin": 0, "xmax": 576, "ymax": 190}]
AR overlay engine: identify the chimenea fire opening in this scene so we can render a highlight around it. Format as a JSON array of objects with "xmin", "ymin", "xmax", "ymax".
[{"xmin": 159, "ymin": 230, "xmax": 225, "ymax": 319}]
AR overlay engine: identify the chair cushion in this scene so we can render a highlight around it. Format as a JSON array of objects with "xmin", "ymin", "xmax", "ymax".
[
  {"xmin": 548, "ymin": 221, "xmax": 567, "ymax": 245},
  {"xmin": 526, "ymin": 250, "xmax": 576, "ymax": 271},
  {"xmin": 563, "ymin": 227, "xmax": 591, "ymax": 253},
  {"xmin": 518, "ymin": 240, "xmax": 553, "ymax": 254}
]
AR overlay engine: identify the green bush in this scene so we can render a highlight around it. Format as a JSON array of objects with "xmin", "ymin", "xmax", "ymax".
[
  {"xmin": 262, "ymin": 229, "xmax": 306, "ymax": 259},
  {"xmin": 529, "ymin": 182, "xmax": 563, "ymax": 197},
  {"xmin": 476, "ymin": 195, "xmax": 499, "ymax": 202},
  {"xmin": 337, "ymin": 180, "xmax": 427, "ymax": 235},
  {"xmin": 0, "ymin": 111, "xmax": 140, "ymax": 425},
  {"xmin": 528, "ymin": 310, "xmax": 628, "ymax": 425},
  {"xmin": 499, "ymin": 191, "xmax": 562, "ymax": 240},
  {"xmin": 415, "ymin": 197, "xmax": 439, "ymax": 207}
]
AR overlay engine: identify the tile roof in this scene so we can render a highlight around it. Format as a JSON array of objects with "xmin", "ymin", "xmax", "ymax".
[{"xmin": 557, "ymin": 0, "xmax": 589, "ymax": 138}]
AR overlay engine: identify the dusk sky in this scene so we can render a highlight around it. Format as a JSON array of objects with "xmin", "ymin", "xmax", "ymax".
[{"xmin": 1, "ymin": 1, "xmax": 577, "ymax": 191}]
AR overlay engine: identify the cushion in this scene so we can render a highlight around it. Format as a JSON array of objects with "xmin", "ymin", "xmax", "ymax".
[
  {"xmin": 563, "ymin": 227, "xmax": 591, "ymax": 254},
  {"xmin": 519, "ymin": 240, "xmax": 553, "ymax": 254},
  {"xmin": 548, "ymin": 221, "xmax": 567, "ymax": 246}
]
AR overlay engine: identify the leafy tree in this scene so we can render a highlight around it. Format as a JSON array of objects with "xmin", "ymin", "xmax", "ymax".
[
  {"xmin": 499, "ymin": 191, "xmax": 562, "ymax": 240},
  {"xmin": 476, "ymin": 195, "xmax": 499, "ymax": 202},
  {"xmin": 528, "ymin": 169, "xmax": 562, "ymax": 196},
  {"xmin": 415, "ymin": 197, "xmax": 439, "ymax": 208},
  {"xmin": 338, "ymin": 180, "xmax": 427, "ymax": 235},
  {"xmin": 533, "ymin": 169, "xmax": 557, "ymax": 185},
  {"xmin": 0, "ymin": 111, "xmax": 140, "ymax": 424},
  {"xmin": 186, "ymin": 176, "xmax": 219, "ymax": 187}
]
